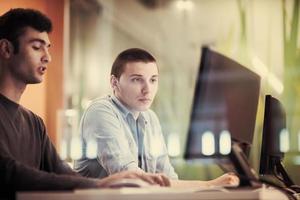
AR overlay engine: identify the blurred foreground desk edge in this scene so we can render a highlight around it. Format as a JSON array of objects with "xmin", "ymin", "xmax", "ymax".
[{"xmin": 17, "ymin": 187, "xmax": 289, "ymax": 200}]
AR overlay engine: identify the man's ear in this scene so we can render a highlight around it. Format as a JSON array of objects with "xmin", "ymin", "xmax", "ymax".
[
  {"xmin": 0, "ymin": 39, "xmax": 14, "ymax": 59},
  {"xmin": 110, "ymin": 75, "xmax": 119, "ymax": 91}
]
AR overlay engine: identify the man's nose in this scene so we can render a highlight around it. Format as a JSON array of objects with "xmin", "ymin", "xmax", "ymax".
[
  {"xmin": 142, "ymin": 82, "xmax": 150, "ymax": 94},
  {"xmin": 42, "ymin": 49, "xmax": 52, "ymax": 63}
]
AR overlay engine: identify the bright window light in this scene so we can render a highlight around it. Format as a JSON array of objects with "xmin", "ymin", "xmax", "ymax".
[
  {"xmin": 86, "ymin": 140, "xmax": 98, "ymax": 159},
  {"xmin": 267, "ymin": 74, "xmax": 284, "ymax": 94},
  {"xmin": 149, "ymin": 135, "xmax": 163, "ymax": 157},
  {"xmin": 175, "ymin": 0, "xmax": 194, "ymax": 11},
  {"xmin": 60, "ymin": 138, "xmax": 67, "ymax": 160},
  {"xmin": 252, "ymin": 56, "xmax": 268, "ymax": 78},
  {"xmin": 280, "ymin": 129, "xmax": 290, "ymax": 153},
  {"xmin": 219, "ymin": 130, "xmax": 231, "ymax": 155},
  {"xmin": 70, "ymin": 136, "xmax": 82, "ymax": 160},
  {"xmin": 201, "ymin": 131, "xmax": 215, "ymax": 156},
  {"xmin": 251, "ymin": 56, "xmax": 283, "ymax": 94},
  {"xmin": 167, "ymin": 133, "xmax": 181, "ymax": 157}
]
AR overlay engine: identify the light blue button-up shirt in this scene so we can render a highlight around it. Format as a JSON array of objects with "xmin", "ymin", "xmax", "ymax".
[{"xmin": 74, "ymin": 95, "xmax": 178, "ymax": 179}]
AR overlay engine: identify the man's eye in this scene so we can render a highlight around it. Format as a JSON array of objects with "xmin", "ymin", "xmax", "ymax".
[
  {"xmin": 151, "ymin": 78, "xmax": 158, "ymax": 83},
  {"xmin": 32, "ymin": 46, "xmax": 41, "ymax": 50},
  {"xmin": 132, "ymin": 78, "xmax": 141, "ymax": 82}
]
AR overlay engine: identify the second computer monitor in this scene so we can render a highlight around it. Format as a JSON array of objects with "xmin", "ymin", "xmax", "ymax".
[{"xmin": 259, "ymin": 94, "xmax": 295, "ymax": 187}]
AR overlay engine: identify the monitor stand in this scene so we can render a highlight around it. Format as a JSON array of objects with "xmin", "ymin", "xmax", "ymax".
[
  {"xmin": 273, "ymin": 158, "xmax": 300, "ymax": 193},
  {"xmin": 273, "ymin": 158, "xmax": 294, "ymax": 187},
  {"xmin": 229, "ymin": 142, "xmax": 261, "ymax": 187},
  {"xmin": 259, "ymin": 157, "xmax": 300, "ymax": 196}
]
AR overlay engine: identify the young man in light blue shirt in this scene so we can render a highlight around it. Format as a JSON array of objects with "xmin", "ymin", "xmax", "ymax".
[{"xmin": 74, "ymin": 48, "xmax": 239, "ymax": 187}]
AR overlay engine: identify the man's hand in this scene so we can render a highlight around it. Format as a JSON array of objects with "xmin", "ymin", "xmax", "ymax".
[
  {"xmin": 208, "ymin": 172, "xmax": 240, "ymax": 187},
  {"xmin": 96, "ymin": 170, "xmax": 170, "ymax": 187},
  {"xmin": 143, "ymin": 172, "xmax": 170, "ymax": 186}
]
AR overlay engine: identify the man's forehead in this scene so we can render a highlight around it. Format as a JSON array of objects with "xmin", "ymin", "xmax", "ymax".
[
  {"xmin": 123, "ymin": 62, "xmax": 158, "ymax": 73},
  {"xmin": 21, "ymin": 27, "xmax": 51, "ymax": 45}
]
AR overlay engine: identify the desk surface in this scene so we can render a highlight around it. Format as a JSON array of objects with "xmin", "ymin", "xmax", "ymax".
[{"xmin": 17, "ymin": 186, "xmax": 289, "ymax": 200}]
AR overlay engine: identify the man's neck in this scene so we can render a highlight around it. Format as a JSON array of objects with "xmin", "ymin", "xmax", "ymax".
[
  {"xmin": 0, "ymin": 76, "xmax": 26, "ymax": 103},
  {"xmin": 113, "ymin": 94, "xmax": 140, "ymax": 120}
]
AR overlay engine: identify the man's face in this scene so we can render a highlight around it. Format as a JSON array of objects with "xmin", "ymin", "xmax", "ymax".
[
  {"xmin": 8, "ymin": 27, "xmax": 51, "ymax": 84},
  {"xmin": 113, "ymin": 61, "xmax": 159, "ymax": 112}
]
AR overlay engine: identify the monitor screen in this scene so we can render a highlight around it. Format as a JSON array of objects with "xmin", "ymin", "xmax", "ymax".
[
  {"xmin": 259, "ymin": 95, "xmax": 295, "ymax": 187},
  {"xmin": 184, "ymin": 47, "xmax": 261, "ymax": 159}
]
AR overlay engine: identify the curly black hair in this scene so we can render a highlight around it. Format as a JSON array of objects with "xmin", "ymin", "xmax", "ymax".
[{"xmin": 0, "ymin": 8, "xmax": 52, "ymax": 53}]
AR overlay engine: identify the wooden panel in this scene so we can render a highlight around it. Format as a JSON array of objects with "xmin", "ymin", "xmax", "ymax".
[{"xmin": 44, "ymin": 0, "xmax": 65, "ymax": 145}]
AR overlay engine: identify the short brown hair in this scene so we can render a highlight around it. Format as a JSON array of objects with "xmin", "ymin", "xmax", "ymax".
[{"xmin": 110, "ymin": 48, "xmax": 156, "ymax": 78}]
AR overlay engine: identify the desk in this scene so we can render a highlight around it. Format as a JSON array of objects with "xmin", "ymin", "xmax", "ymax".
[{"xmin": 17, "ymin": 187, "xmax": 289, "ymax": 200}]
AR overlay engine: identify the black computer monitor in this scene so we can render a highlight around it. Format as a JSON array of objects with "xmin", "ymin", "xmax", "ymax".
[
  {"xmin": 184, "ymin": 47, "xmax": 261, "ymax": 186},
  {"xmin": 259, "ymin": 95, "xmax": 295, "ymax": 187},
  {"xmin": 184, "ymin": 47, "xmax": 261, "ymax": 158}
]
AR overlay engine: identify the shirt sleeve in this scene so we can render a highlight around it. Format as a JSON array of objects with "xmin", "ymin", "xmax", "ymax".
[
  {"xmin": 81, "ymin": 102, "xmax": 139, "ymax": 175},
  {"xmin": 0, "ymin": 144, "xmax": 98, "ymax": 192},
  {"xmin": 149, "ymin": 110, "xmax": 179, "ymax": 180},
  {"xmin": 0, "ymin": 116, "xmax": 99, "ymax": 194}
]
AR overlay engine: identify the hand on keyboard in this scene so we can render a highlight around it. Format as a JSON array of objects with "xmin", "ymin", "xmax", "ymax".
[
  {"xmin": 97, "ymin": 170, "xmax": 170, "ymax": 188},
  {"xmin": 106, "ymin": 178, "xmax": 155, "ymax": 188}
]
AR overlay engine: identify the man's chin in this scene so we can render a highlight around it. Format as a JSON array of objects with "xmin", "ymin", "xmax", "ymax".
[
  {"xmin": 136, "ymin": 105, "xmax": 151, "ymax": 111},
  {"xmin": 27, "ymin": 78, "xmax": 43, "ymax": 84}
]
